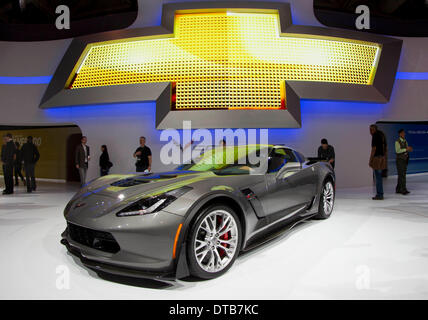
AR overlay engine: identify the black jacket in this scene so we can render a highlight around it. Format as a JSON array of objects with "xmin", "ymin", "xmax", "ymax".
[
  {"xmin": 75, "ymin": 144, "xmax": 90, "ymax": 167},
  {"xmin": 21, "ymin": 142, "xmax": 40, "ymax": 164},
  {"xmin": 14, "ymin": 148, "xmax": 22, "ymax": 165},
  {"xmin": 99, "ymin": 151, "xmax": 110, "ymax": 169},
  {"xmin": 318, "ymin": 145, "xmax": 335, "ymax": 168},
  {"xmin": 1, "ymin": 140, "xmax": 16, "ymax": 165}
]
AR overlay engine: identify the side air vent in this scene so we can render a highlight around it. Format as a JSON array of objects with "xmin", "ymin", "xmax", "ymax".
[
  {"xmin": 241, "ymin": 187, "xmax": 265, "ymax": 219},
  {"xmin": 241, "ymin": 188, "xmax": 255, "ymax": 200}
]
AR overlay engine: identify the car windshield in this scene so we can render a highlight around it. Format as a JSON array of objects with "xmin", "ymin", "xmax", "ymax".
[{"xmin": 176, "ymin": 145, "xmax": 270, "ymax": 175}]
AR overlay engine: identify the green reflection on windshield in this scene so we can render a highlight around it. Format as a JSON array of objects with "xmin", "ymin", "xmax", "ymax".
[{"xmin": 180, "ymin": 145, "xmax": 269, "ymax": 173}]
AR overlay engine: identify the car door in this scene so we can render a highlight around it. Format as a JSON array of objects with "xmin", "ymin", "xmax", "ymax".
[
  {"xmin": 291, "ymin": 151, "xmax": 317, "ymax": 204},
  {"xmin": 259, "ymin": 148, "xmax": 308, "ymax": 221}
]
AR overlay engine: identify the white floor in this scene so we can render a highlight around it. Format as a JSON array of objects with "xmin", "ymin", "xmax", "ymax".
[{"xmin": 1, "ymin": 175, "xmax": 428, "ymax": 300}]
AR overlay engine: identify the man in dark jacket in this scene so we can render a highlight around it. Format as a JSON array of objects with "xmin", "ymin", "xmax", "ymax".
[
  {"xmin": 317, "ymin": 138, "xmax": 336, "ymax": 169},
  {"xmin": 1, "ymin": 133, "xmax": 17, "ymax": 195},
  {"xmin": 369, "ymin": 124, "xmax": 387, "ymax": 200},
  {"xmin": 75, "ymin": 136, "xmax": 90, "ymax": 187},
  {"xmin": 395, "ymin": 129, "xmax": 413, "ymax": 195},
  {"xmin": 14, "ymin": 141, "xmax": 25, "ymax": 186},
  {"xmin": 21, "ymin": 136, "xmax": 40, "ymax": 193}
]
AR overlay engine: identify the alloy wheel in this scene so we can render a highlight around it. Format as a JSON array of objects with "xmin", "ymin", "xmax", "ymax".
[
  {"xmin": 193, "ymin": 209, "xmax": 239, "ymax": 273},
  {"xmin": 323, "ymin": 181, "xmax": 334, "ymax": 215}
]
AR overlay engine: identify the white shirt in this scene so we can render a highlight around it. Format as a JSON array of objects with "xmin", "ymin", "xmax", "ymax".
[{"xmin": 82, "ymin": 144, "xmax": 88, "ymax": 163}]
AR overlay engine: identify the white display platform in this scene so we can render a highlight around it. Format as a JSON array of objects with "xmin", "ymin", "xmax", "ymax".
[{"xmin": 1, "ymin": 175, "xmax": 427, "ymax": 299}]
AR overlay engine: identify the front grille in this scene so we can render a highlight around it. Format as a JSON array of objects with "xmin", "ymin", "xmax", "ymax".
[{"xmin": 67, "ymin": 223, "xmax": 120, "ymax": 254}]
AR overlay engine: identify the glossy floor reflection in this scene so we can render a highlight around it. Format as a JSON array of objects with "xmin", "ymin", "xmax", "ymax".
[{"xmin": 1, "ymin": 176, "xmax": 428, "ymax": 299}]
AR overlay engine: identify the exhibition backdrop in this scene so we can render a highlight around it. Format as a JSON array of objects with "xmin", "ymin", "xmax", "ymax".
[
  {"xmin": 0, "ymin": 126, "xmax": 81, "ymax": 181},
  {"xmin": 0, "ymin": 0, "xmax": 426, "ymax": 188},
  {"xmin": 377, "ymin": 121, "xmax": 428, "ymax": 175}
]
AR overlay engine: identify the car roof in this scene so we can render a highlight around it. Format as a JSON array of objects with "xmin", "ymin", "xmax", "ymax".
[
  {"xmin": 201, "ymin": 144, "xmax": 295, "ymax": 151},
  {"xmin": 272, "ymin": 144, "xmax": 293, "ymax": 150}
]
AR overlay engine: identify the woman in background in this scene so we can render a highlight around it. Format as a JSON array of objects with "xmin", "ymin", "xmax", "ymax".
[
  {"xmin": 99, "ymin": 145, "xmax": 111, "ymax": 176},
  {"xmin": 14, "ymin": 141, "xmax": 25, "ymax": 186}
]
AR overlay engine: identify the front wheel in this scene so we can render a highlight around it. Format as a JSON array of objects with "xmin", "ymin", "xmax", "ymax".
[
  {"xmin": 314, "ymin": 180, "xmax": 335, "ymax": 219},
  {"xmin": 187, "ymin": 205, "xmax": 242, "ymax": 279}
]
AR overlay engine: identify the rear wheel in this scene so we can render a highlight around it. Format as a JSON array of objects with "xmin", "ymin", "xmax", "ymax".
[
  {"xmin": 314, "ymin": 180, "xmax": 335, "ymax": 219},
  {"xmin": 187, "ymin": 205, "xmax": 242, "ymax": 279}
]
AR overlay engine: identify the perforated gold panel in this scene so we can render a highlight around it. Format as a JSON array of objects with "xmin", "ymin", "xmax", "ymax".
[{"xmin": 70, "ymin": 11, "xmax": 381, "ymax": 110}]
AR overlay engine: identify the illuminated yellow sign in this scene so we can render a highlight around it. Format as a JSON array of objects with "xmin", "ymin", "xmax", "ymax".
[{"xmin": 69, "ymin": 10, "xmax": 381, "ymax": 110}]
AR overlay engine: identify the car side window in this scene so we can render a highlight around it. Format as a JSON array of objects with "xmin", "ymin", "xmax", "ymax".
[
  {"xmin": 268, "ymin": 148, "xmax": 294, "ymax": 173},
  {"xmin": 294, "ymin": 151, "xmax": 306, "ymax": 164},
  {"xmin": 284, "ymin": 148, "xmax": 298, "ymax": 162}
]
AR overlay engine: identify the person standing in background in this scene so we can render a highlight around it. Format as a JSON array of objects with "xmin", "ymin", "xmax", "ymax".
[
  {"xmin": 1, "ymin": 133, "xmax": 16, "ymax": 195},
  {"xmin": 317, "ymin": 138, "xmax": 336, "ymax": 169},
  {"xmin": 1, "ymin": 136, "xmax": 7, "ymax": 192},
  {"xmin": 21, "ymin": 136, "xmax": 40, "ymax": 193},
  {"xmin": 75, "ymin": 136, "xmax": 90, "ymax": 187},
  {"xmin": 369, "ymin": 124, "xmax": 387, "ymax": 200},
  {"xmin": 14, "ymin": 141, "xmax": 26, "ymax": 186},
  {"xmin": 133, "ymin": 136, "xmax": 152, "ymax": 172},
  {"xmin": 395, "ymin": 129, "xmax": 413, "ymax": 195},
  {"xmin": 99, "ymin": 145, "xmax": 112, "ymax": 176}
]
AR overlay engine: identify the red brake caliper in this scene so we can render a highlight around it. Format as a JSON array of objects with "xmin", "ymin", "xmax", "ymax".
[{"xmin": 217, "ymin": 216, "xmax": 230, "ymax": 258}]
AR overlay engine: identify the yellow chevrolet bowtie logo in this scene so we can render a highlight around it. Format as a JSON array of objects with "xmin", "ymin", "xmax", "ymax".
[{"xmin": 69, "ymin": 10, "xmax": 380, "ymax": 110}]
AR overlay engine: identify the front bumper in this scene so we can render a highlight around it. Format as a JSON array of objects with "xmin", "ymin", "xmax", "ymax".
[
  {"xmin": 61, "ymin": 210, "xmax": 188, "ymax": 280},
  {"xmin": 61, "ymin": 236, "xmax": 177, "ymax": 280}
]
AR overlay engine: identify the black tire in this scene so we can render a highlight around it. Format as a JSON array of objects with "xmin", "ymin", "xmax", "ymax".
[
  {"xmin": 187, "ymin": 204, "xmax": 242, "ymax": 279},
  {"xmin": 314, "ymin": 179, "xmax": 335, "ymax": 220}
]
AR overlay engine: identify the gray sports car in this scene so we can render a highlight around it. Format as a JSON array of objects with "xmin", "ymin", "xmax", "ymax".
[{"xmin": 61, "ymin": 144, "xmax": 335, "ymax": 280}]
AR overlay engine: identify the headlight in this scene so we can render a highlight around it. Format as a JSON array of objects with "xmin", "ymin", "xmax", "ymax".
[{"xmin": 116, "ymin": 186, "xmax": 192, "ymax": 217}]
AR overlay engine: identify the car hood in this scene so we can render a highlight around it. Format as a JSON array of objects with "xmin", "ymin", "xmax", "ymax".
[
  {"xmin": 79, "ymin": 169, "xmax": 215, "ymax": 196},
  {"xmin": 65, "ymin": 170, "xmax": 224, "ymax": 217}
]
